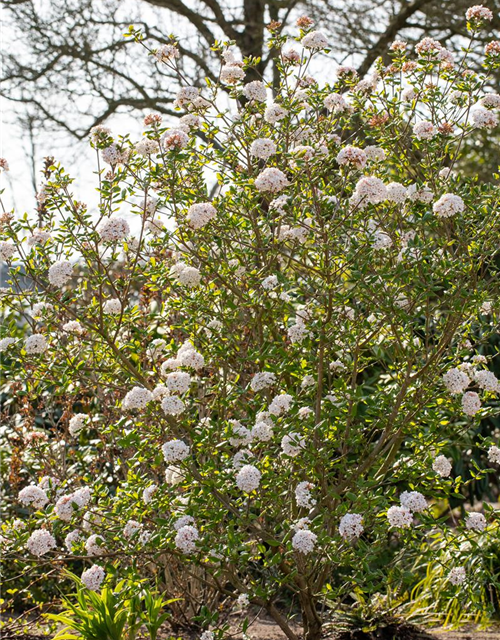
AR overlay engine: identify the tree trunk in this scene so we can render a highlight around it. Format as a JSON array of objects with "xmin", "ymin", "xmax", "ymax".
[
  {"xmin": 241, "ymin": 0, "xmax": 266, "ymax": 81},
  {"xmin": 300, "ymin": 594, "xmax": 323, "ymax": 640},
  {"xmin": 267, "ymin": 603, "xmax": 301, "ymax": 640}
]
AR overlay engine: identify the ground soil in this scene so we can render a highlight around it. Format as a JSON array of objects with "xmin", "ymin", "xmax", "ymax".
[
  {"xmin": 170, "ymin": 617, "xmax": 500, "ymax": 640},
  {"xmin": 3, "ymin": 614, "xmax": 500, "ymax": 640}
]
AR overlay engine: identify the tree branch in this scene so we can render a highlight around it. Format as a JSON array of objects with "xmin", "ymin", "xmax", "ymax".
[{"xmin": 356, "ymin": 0, "xmax": 434, "ymax": 77}]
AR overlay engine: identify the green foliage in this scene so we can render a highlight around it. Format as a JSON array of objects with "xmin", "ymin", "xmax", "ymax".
[{"xmin": 46, "ymin": 573, "xmax": 176, "ymax": 640}]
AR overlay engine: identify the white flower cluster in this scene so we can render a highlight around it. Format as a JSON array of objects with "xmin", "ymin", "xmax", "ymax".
[
  {"xmin": 236, "ymin": 464, "xmax": 261, "ymax": 492},
  {"xmin": 407, "ymin": 184, "xmax": 433, "ymax": 203},
  {"xmin": 26, "ymin": 529, "xmax": 56, "ymax": 556},
  {"xmin": 448, "ymin": 566, "xmax": 466, "ymax": 585},
  {"xmin": 174, "ymin": 515, "xmax": 195, "ymax": 531},
  {"xmin": 400, "ymin": 491, "xmax": 427, "ymax": 513},
  {"xmin": 466, "ymin": 4, "xmax": 493, "ymax": 21},
  {"xmin": 413, "ymin": 121, "xmax": 435, "ymax": 140},
  {"xmin": 432, "ymin": 455, "xmax": 452, "ymax": 477},
  {"xmin": 178, "ymin": 341, "xmax": 205, "ymax": 369},
  {"xmin": 269, "ymin": 393, "xmax": 293, "ymax": 416},
  {"xmin": 65, "ymin": 530, "xmax": 82, "ymax": 552},
  {"xmin": 161, "ymin": 342, "xmax": 205, "ymax": 373},
  {"xmin": 162, "ymin": 439, "xmax": 190, "ymax": 463},
  {"xmin": 278, "ymin": 223, "xmax": 309, "ymax": 243},
  {"xmin": 98, "ymin": 217, "xmax": 130, "ymax": 242},
  {"xmin": 69, "ymin": 413, "xmax": 87, "ymax": 435},
  {"xmin": 123, "ymin": 519, "xmax": 142, "ymax": 539},
  {"xmin": 162, "ymin": 128, "xmax": 189, "ymax": 151},
  {"xmin": 83, "ymin": 511, "xmax": 101, "ymax": 531},
  {"xmin": 365, "ymin": 146, "xmax": 386, "ymax": 162},
  {"xmin": 174, "ymin": 86, "xmax": 204, "ymax": 110},
  {"xmin": 165, "ymin": 465, "xmax": 183, "ymax": 485},
  {"xmin": 101, "ymin": 144, "xmax": 129, "ymax": 165},
  {"xmin": 0, "ymin": 241, "xmax": 15, "ymax": 261},
  {"xmin": 353, "ymin": 176, "xmax": 387, "ymax": 206},
  {"xmin": 461, "ymin": 391, "xmax": 481, "ymax": 416},
  {"xmin": 386, "ymin": 505, "xmax": 413, "ymax": 529},
  {"xmin": 0, "ymin": 337, "xmax": 15, "ymax": 352},
  {"xmin": 330, "ymin": 360, "xmax": 346, "ymax": 373},
  {"xmin": 136, "ymin": 138, "xmax": 160, "ymax": 156},
  {"xmin": 221, "ymin": 64, "xmax": 245, "ymax": 84},
  {"xmin": 18, "ymin": 485, "xmax": 49, "ymax": 509},
  {"xmin": 149, "ymin": 338, "xmax": 166, "ymax": 358},
  {"xmin": 186, "ymin": 202, "xmax": 217, "ymax": 229},
  {"xmin": 27, "ymin": 229, "xmax": 51, "ymax": 246},
  {"xmin": 81, "ymin": 565, "xmax": 106, "ymax": 591},
  {"xmin": 300, "ymin": 375, "xmax": 316, "ymax": 389},
  {"xmin": 474, "ymin": 369, "xmax": 499, "ymax": 392},
  {"xmin": 255, "ymin": 168, "xmax": 289, "ymax": 193},
  {"xmin": 243, "ymin": 81, "xmax": 267, "ymax": 102},
  {"xmin": 175, "ymin": 524, "xmax": 199, "ymax": 554},
  {"xmin": 205, "ymin": 319, "xmax": 222, "ymax": 336},
  {"xmin": 262, "ymin": 275, "xmax": 278, "ymax": 290},
  {"xmin": 62, "ymin": 321, "xmax": 84, "ymax": 335},
  {"xmin": 154, "ymin": 381, "xmax": 169, "ymax": 398},
  {"xmin": 291, "ymin": 529, "xmax": 317, "ymax": 554},
  {"xmin": 103, "ymin": 298, "xmax": 122, "ymax": 314},
  {"xmin": 155, "ymin": 43, "xmax": 179, "ymax": 62},
  {"xmin": 89, "ymin": 124, "xmax": 111, "ymax": 144},
  {"xmin": 252, "ymin": 420, "xmax": 273, "ymax": 442},
  {"xmin": 250, "ymin": 138, "xmax": 277, "ymax": 160},
  {"xmin": 165, "ymin": 371, "xmax": 191, "ymax": 394},
  {"xmin": 338, "ymin": 513, "xmax": 364, "ymax": 540},
  {"xmin": 232, "ymin": 449, "xmax": 253, "ymax": 469},
  {"xmin": 143, "ymin": 484, "xmax": 158, "ymax": 504},
  {"xmin": 39, "ymin": 476, "xmax": 59, "ymax": 491},
  {"xmin": 301, "ymin": 30, "xmax": 328, "ymax": 49},
  {"xmin": 480, "ymin": 93, "xmax": 500, "ymax": 109},
  {"xmin": 281, "ymin": 432, "xmax": 305, "ymax": 457},
  {"xmin": 161, "ymin": 395, "xmax": 185, "ymax": 416},
  {"xmin": 237, "ymin": 593, "xmax": 250, "ymax": 608},
  {"xmin": 170, "ymin": 262, "xmax": 201, "ymax": 287},
  {"xmin": 250, "ymin": 371, "xmax": 276, "ymax": 392},
  {"xmin": 324, "ymin": 93, "xmax": 349, "ymax": 113},
  {"xmin": 465, "ymin": 512, "xmax": 486, "ymax": 532},
  {"xmin": 122, "ymin": 386, "xmax": 153, "ymax": 410},
  {"xmin": 264, "ymin": 103, "xmax": 288, "ymax": 124},
  {"xmin": 488, "ymin": 445, "xmax": 500, "ymax": 464},
  {"xmin": 472, "ymin": 107, "xmax": 498, "ymax": 129},
  {"xmin": 442, "ymin": 368, "xmax": 470, "ymax": 394},
  {"xmin": 86, "ymin": 534, "xmax": 105, "ymax": 556},
  {"xmin": 55, "ymin": 487, "xmax": 91, "ymax": 521},
  {"xmin": 433, "ymin": 193, "xmax": 465, "ymax": 218},
  {"xmin": 336, "ymin": 146, "xmax": 367, "ymax": 169},
  {"xmin": 287, "ymin": 316, "xmax": 310, "ymax": 344},
  {"xmin": 48, "ymin": 260, "xmax": 73, "ymax": 287},
  {"xmin": 295, "ymin": 481, "xmax": 316, "ymax": 509},
  {"xmin": 32, "ymin": 301, "xmax": 53, "ymax": 317},
  {"xmin": 25, "ymin": 334, "xmax": 48, "ymax": 355},
  {"xmin": 229, "ymin": 421, "xmax": 252, "ymax": 446}
]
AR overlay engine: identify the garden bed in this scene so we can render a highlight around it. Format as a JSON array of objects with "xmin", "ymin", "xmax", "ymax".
[{"xmin": 5, "ymin": 614, "xmax": 500, "ymax": 640}]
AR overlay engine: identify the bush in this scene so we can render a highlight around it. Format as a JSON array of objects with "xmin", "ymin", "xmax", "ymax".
[{"xmin": 1, "ymin": 9, "xmax": 500, "ymax": 639}]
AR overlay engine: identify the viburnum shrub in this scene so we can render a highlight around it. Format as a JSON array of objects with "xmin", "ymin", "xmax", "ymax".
[{"xmin": 1, "ymin": 6, "xmax": 500, "ymax": 640}]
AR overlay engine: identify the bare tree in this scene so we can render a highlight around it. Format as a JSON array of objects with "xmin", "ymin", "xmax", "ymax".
[{"xmin": 2, "ymin": 0, "xmax": 499, "ymax": 140}]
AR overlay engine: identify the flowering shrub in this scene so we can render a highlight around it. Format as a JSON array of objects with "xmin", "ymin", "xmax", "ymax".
[{"xmin": 1, "ymin": 8, "xmax": 500, "ymax": 639}]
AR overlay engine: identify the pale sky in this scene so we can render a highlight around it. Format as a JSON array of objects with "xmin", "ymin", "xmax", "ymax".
[{"xmin": 0, "ymin": 0, "xmax": 356, "ymax": 221}]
